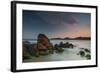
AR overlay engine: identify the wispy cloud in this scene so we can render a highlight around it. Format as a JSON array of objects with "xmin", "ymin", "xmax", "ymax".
[{"xmin": 23, "ymin": 10, "xmax": 90, "ymax": 39}]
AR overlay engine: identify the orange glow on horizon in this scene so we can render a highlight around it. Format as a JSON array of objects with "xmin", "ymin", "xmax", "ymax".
[{"xmin": 49, "ymin": 24, "xmax": 91, "ymax": 38}]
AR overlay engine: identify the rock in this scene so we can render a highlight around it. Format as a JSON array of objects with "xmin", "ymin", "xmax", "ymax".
[
  {"xmin": 38, "ymin": 34, "xmax": 50, "ymax": 45},
  {"xmin": 57, "ymin": 42, "xmax": 74, "ymax": 48},
  {"xmin": 84, "ymin": 48, "xmax": 90, "ymax": 53},
  {"xmin": 85, "ymin": 54, "xmax": 91, "ymax": 59},
  {"xmin": 37, "ymin": 34, "xmax": 53, "ymax": 50},
  {"xmin": 79, "ymin": 51, "xmax": 85, "ymax": 57},
  {"xmin": 32, "ymin": 44, "xmax": 37, "ymax": 49},
  {"xmin": 23, "ymin": 41, "xmax": 32, "ymax": 60},
  {"xmin": 45, "ymin": 43, "xmax": 53, "ymax": 49},
  {"xmin": 37, "ymin": 43, "xmax": 47, "ymax": 50},
  {"xmin": 23, "ymin": 41, "xmax": 30, "ymax": 49}
]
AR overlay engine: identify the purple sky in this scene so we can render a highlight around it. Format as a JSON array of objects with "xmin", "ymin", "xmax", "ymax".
[{"xmin": 23, "ymin": 10, "xmax": 91, "ymax": 39}]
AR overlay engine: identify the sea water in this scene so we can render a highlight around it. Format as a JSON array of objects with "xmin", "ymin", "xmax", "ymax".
[{"xmin": 23, "ymin": 40, "xmax": 90, "ymax": 62}]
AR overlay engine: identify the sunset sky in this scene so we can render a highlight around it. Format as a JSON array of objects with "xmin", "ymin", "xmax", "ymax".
[{"xmin": 23, "ymin": 10, "xmax": 91, "ymax": 39}]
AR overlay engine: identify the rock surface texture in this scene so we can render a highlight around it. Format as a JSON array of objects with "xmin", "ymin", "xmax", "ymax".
[{"xmin": 37, "ymin": 34, "xmax": 53, "ymax": 50}]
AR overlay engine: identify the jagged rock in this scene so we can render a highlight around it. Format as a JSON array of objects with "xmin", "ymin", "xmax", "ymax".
[
  {"xmin": 56, "ymin": 42, "xmax": 74, "ymax": 48},
  {"xmin": 37, "ymin": 34, "xmax": 53, "ymax": 50},
  {"xmin": 37, "ymin": 43, "xmax": 47, "ymax": 50},
  {"xmin": 38, "ymin": 34, "xmax": 50, "ymax": 44}
]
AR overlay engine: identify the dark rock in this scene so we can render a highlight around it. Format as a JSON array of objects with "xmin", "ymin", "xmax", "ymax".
[
  {"xmin": 23, "ymin": 41, "xmax": 30, "ymax": 55},
  {"xmin": 85, "ymin": 54, "xmax": 91, "ymax": 59},
  {"xmin": 84, "ymin": 48, "xmax": 90, "ymax": 53},
  {"xmin": 57, "ymin": 42, "xmax": 74, "ymax": 48},
  {"xmin": 79, "ymin": 51, "xmax": 85, "ymax": 57},
  {"xmin": 23, "ymin": 41, "xmax": 32, "ymax": 60}
]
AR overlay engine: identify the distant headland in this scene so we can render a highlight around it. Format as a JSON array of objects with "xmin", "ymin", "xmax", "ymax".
[{"xmin": 23, "ymin": 36, "xmax": 91, "ymax": 40}]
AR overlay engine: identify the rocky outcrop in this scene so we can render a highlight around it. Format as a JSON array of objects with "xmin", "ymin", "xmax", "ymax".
[
  {"xmin": 23, "ymin": 34, "xmax": 75, "ymax": 58},
  {"xmin": 54, "ymin": 42, "xmax": 74, "ymax": 49},
  {"xmin": 38, "ymin": 34, "xmax": 50, "ymax": 44},
  {"xmin": 37, "ymin": 34, "xmax": 53, "ymax": 50},
  {"xmin": 23, "ymin": 41, "xmax": 32, "ymax": 60},
  {"xmin": 37, "ymin": 43, "xmax": 47, "ymax": 50}
]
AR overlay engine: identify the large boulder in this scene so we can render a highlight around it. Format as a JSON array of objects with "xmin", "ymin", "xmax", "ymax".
[
  {"xmin": 37, "ymin": 43, "xmax": 47, "ymax": 50},
  {"xmin": 38, "ymin": 34, "xmax": 50, "ymax": 44},
  {"xmin": 37, "ymin": 34, "xmax": 53, "ymax": 50},
  {"xmin": 23, "ymin": 34, "xmax": 54, "ymax": 58}
]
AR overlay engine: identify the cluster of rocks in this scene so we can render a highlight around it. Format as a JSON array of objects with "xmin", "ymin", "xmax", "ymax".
[
  {"xmin": 77, "ymin": 48, "xmax": 91, "ymax": 59},
  {"xmin": 54, "ymin": 42, "xmax": 75, "ymax": 53},
  {"xmin": 23, "ymin": 34, "xmax": 54, "ymax": 59},
  {"xmin": 55, "ymin": 42, "xmax": 74, "ymax": 49},
  {"xmin": 23, "ymin": 34, "xmax": 75, "ymax": 60}
]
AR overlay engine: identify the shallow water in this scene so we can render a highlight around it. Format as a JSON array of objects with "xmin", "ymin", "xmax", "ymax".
[{"xmin": 23, "ymin": 40, "xmax": 91, "ymax": 62}]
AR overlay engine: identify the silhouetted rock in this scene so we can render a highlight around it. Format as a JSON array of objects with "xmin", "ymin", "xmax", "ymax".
[
  {"xmin": 85, "ymin": 54, "xmax": 91, "ymax": 59},
  {"xmin": 74, "ymin": 37, "xmax": 91, "ymax": 40},
  {"xmin": 77, "ymin": 47, "xmax": 91, "ymax": 59},
  {"xmin": 79, "ymin": 51, "xmax": 85, "ymax": 57},
  {"xmin": 57, "ymin": 42, "xmax": 74, "ymax": 48},
  {"xmin": 84, "ymin": 48, "xmax": 90, "ymax": 53}
]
